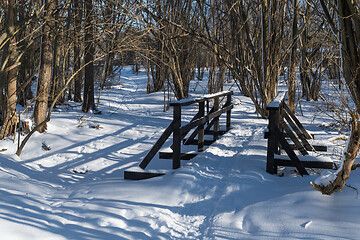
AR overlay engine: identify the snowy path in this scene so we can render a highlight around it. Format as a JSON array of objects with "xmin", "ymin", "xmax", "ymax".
[{"xmin": 199, "ymin": 125, "xmax": 267, "ymax": 238}]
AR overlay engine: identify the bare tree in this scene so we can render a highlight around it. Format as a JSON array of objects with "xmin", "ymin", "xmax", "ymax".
[
  {"xmin": 288, "ymin": 0, "xmax": 299, "ymax": 113},
  {"xmin": 34, "ymin": 0, "xmax": 57, "ymax": 133},
  {"xmin": 82, "ymin": 0, "xmax": 95, "ymax": 112},
  {"xmin": 73, "ymin": 0, "xmax": 82, "ymax": 102},
  {"xmin": 0, "ymin": 0, "xmax": 19, "ymax": 139},
  {"xmin": 17, "ymin": 0, "xmax": 35, "ymax": 107},
  {"xmin": 143, "ymin": 0, "xmax": 198, "ymax": 100},
  {"xmin": 312, "ymin": 0, "xmax": 360, "ymax": 195}
]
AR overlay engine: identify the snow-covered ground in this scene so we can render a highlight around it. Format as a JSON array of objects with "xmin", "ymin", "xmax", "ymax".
[{"xmin": 0, "ymin": 67, "xmax": 360, "ymax": 239}]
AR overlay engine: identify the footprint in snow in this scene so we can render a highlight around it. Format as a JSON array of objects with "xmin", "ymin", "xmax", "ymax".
[{"xmin": 300, "ymin": 220, "xmax": 312, "ymax": 229}]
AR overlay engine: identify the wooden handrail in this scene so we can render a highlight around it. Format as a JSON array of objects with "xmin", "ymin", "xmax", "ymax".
[
  {"xmin": 265, "ymin": 91, "xmax": 330, "ymax": 176},
  {"xmin": 139, "ymin": 91, "xmax": 233, "ymax": 171},
  {"xmin": 266, "ymin": 91, "xmax": 287, "ymax": 110},
  {"xmin": 170, "ymin": 91, "xmax": 233, "ymax": 107}
]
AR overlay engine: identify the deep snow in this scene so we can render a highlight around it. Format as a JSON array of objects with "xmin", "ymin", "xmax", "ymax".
[{"xmin": 0, "ymin": 67, "xmax": 360, "ymax": 239}]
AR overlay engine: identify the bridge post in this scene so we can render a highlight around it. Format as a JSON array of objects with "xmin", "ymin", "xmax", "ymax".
[
  {"xmin": 173, "ymin": 105, "xmax": 181, "ymax": 169},
  {"xmin": 213, "ymin": 96, "xmax": 220, "ymax": 141},
  {"xmin": 226, "ymin": 94, "xmax": 232, "ymax": 131},
  {"xmin": 266, "ymin": 107, "xmax": 281, "ymax": 174},
  {"xmin": 198, "ymin": 101, "xmax": 205, "ymax": 152}
]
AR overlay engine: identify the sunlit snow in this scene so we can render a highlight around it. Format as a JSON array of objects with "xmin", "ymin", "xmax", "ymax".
[{"xmin": 0, "ymin": 67, "xmax": 359, "ymax": 239}]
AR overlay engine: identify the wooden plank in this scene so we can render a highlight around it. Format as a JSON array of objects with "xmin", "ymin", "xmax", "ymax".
[
  {"xmin": 180, "ymin": 105, "xmax": 232, "ymax": 134},
  {"xmin": 214, "ymin": 96, "xmax": 220, "ymax": 141},
  {"xmin": 198, "ymin": 101, "xmax": 205, "ymax": 152},
  {"xmin": 283, "ymin": 102, "xmax": 313, "ymax": 139},
  {"xmin": 170, "ymin": 111, "xmax": 201, "ymax": 150},
  {"xmin": 280, "ymin": 120, "xmax": 308, "ymax": 156},
  {"xmin": 184, "ymin": 105, "xmax": 230, "ymax": 146},
  {"xmin": 288, "ymin": 144, "xmax": 328, "ymax": 152},
  {"xmin": 184, "ymin": 127, "xmax": 200, "ymax": 145},
  {"xmin": 182, "ymin": 102, "xmax": 230, "ymax": 146},
  {"xmin": 170, "ymin": 91, "xmax": 233, "ymax": 107},
  {"xmin": 274, "ymin": 159, "xmax": 333, "ymax": 169},
  {"xmin": 283, "ymin": 133, "xmax": 314, "ymax": 139},
  {"xmin": 124, "ymin": 171, "xmax": 165, "ymax": 180},
  {"xmin": 173, "ymin": 105, "xmax": 181, "ymax": 169},
  {"xmin": 139, "ymin": 122, "xmax": 174, "ymax": 169},
  {"xmin": 199, "ymin": 91, "xmax": 232, "ymax": 101},
  {"xmin": 226, "ymin": 94, "xmax": 231, "ymax": 131},
  {"xmin": 282, "ymin": 111, "xmax": 313, "ymax": 152},
  {"xmin": 266, "ymin": 91, "xmax": 287, "ymax": 110},
  {"xmin": 266, "ymin": 109, "xmax": 280, "ymax": 174},
  {"xmin": 266, "ymin": 131, "xmax": 304, "ymax": 139},
  {"xmin": 265, "ymin": 131, "xmax": 314, "ymax": 139},
  {"xmin": 159, "ymin": 152, "xmax": 197, "ymax": 160},
  {"xmin": 206, "ymin": 100, "xmax": 210, "ymax": 124},
  {"xmin": 204, "ymin": 118, "xmax": 215, "ymax": 133},
  {"xmin": 276, "ymin": 126, "xmax": 309, "ymax": 176},
  {"xmin": 182, "ymin": 103, "xmax": 207, "ymax": 147},
  {"xmin": 180, "ymin": 111, "xmax": 200, "ymax": 139}
]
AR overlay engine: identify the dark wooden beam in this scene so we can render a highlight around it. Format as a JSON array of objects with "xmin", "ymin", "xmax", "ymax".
[
  {"xmin": 159, "ymin": 152, "xmax": 198, "ymax": 160},
  {"xmin": 282, "ymin": 111, "xmax": 313, "ymax": 151},
  {"xmin": 280, "ymin": 119, "xmax": 309, "ymax": 156},
  {"xmin": 124, "ymin": 171, "xmax": 165, "ymax": 180},
  {"xmin": 276, "ymin": 126, "xmax": 309, "ymax": 176},
  {"xmin": 283, "ymin": 102, "xmax": 313, "ymax": 139},
  {"xmin": 173, "ymin": 105, "xmax": 181, "ymax": 169},
  {"xmin": 275, "ymin": 159, "xmax": 333, "ymax": 169},
  {"xmin": 198, "ymin": 101, "xmax": 205, "ymax": 152},
  {"xmin": 266, "ymin": 109, "xmax": 281, "ymax": 174},
  {"xmin": 139, "ymin": 122, "xmax": 174, "ymax": 169},
  {"xmin": 287, "ymin": 144, "xmax": 328, "ymax": 152}
]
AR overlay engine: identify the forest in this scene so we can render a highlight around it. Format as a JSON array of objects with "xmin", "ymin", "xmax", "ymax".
[{"xmin": 0, "ymin": 0, "xmax": 360, "ymax": 239}]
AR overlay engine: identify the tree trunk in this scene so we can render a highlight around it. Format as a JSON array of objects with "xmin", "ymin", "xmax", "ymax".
[
  {"xmin": 337, "ymin": 0, "xmax": 360, "ymax": 110},
  {"xmin": 288, "ymin": 0, "xmax": 299, "ymax": 113},
  {"xmin": 261, "ymin": 0, "xmax": 269, "ymax": 104},
  {"xmin": 50, "ymin": 14, "xmax": 64, "ymax": 106},
  {"xmin": 73, "ymin": 0, "xmax": 82, "ymax": 102},
  {"xmin": 82, "ymin": 0, "xmax": 95, "ymax": 113},
  {"xmin": 0, "ymin": 0, "xmax": 19, "ymax": 139},
  {"xmin": 313, "ymin": 0, "xmax": 360, "ymax": 195},
  {"xmin": 34, "ymin": 0, "xmax": 56, "ymax": 133},
  {"xmin": 262, "ymin": 0, "xmax": 285, "ymax": 106},
  {"xmin": 299, "ymin": 12, "xmax": 312, "ymax": 101},
  {"xmin": 311, "ymin": 115, "xmax": 360, "ymax": 194}
]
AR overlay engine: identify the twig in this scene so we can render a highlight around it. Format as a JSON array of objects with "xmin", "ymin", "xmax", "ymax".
[
  {"xmin": 345, "ymin": 184, "xmax": 359, "ymax": 199},
  {"xmin": 330, "ymin": 136, "xmax": 347, "ymax": 142},
  {"xmin": 351, "ymin": 163, "xmax": 360, "ymax": 170},
  {"xmin": 77, "ymin": 113, "xmax": 94, "ymax": 128}
]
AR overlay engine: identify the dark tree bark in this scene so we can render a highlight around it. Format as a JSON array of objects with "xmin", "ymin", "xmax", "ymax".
[
  {"xmin": 82, "ymin": 0, "xmax": 95, "ymax": 113},
  {"xmin": 262, "ymin": 0, "xmax": 286, "ymax": 106},
  {"xmin": 0, "ymin": 0, "xmax": 19, "ymax": 139},
  {"xmin": 312, "ymin": 0, "xmax": 360, "ymax": 195},
  {"xmin": 73, "ymin": 0, "xmax": 82, "ymax": 102},
  {"xmin": 50, "ymin": 0, "xmax": 65, "ymax": 106},
  {"xmin": 288, "ymin": 0, "xmax": 299, "ymax": 113},
  {"xmin": 34, "ymin": 0, "xmax": 56, "ymax": 133},
  {"xmin": 17, "ymin": 0, "xmax": 33, "ymax": 107}
]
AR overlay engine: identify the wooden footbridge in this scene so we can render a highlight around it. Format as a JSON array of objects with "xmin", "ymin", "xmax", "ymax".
[
  {"xmin": 125, "ymin": 91, "xmax": 233, "ymax": 180},
  {"xmin": 265, "ymin": 92, "xmax": 334, "ymax": 176},
  {"xmin": 124, "ymin": 90, "xmax": 334, "ymax": 180}
]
